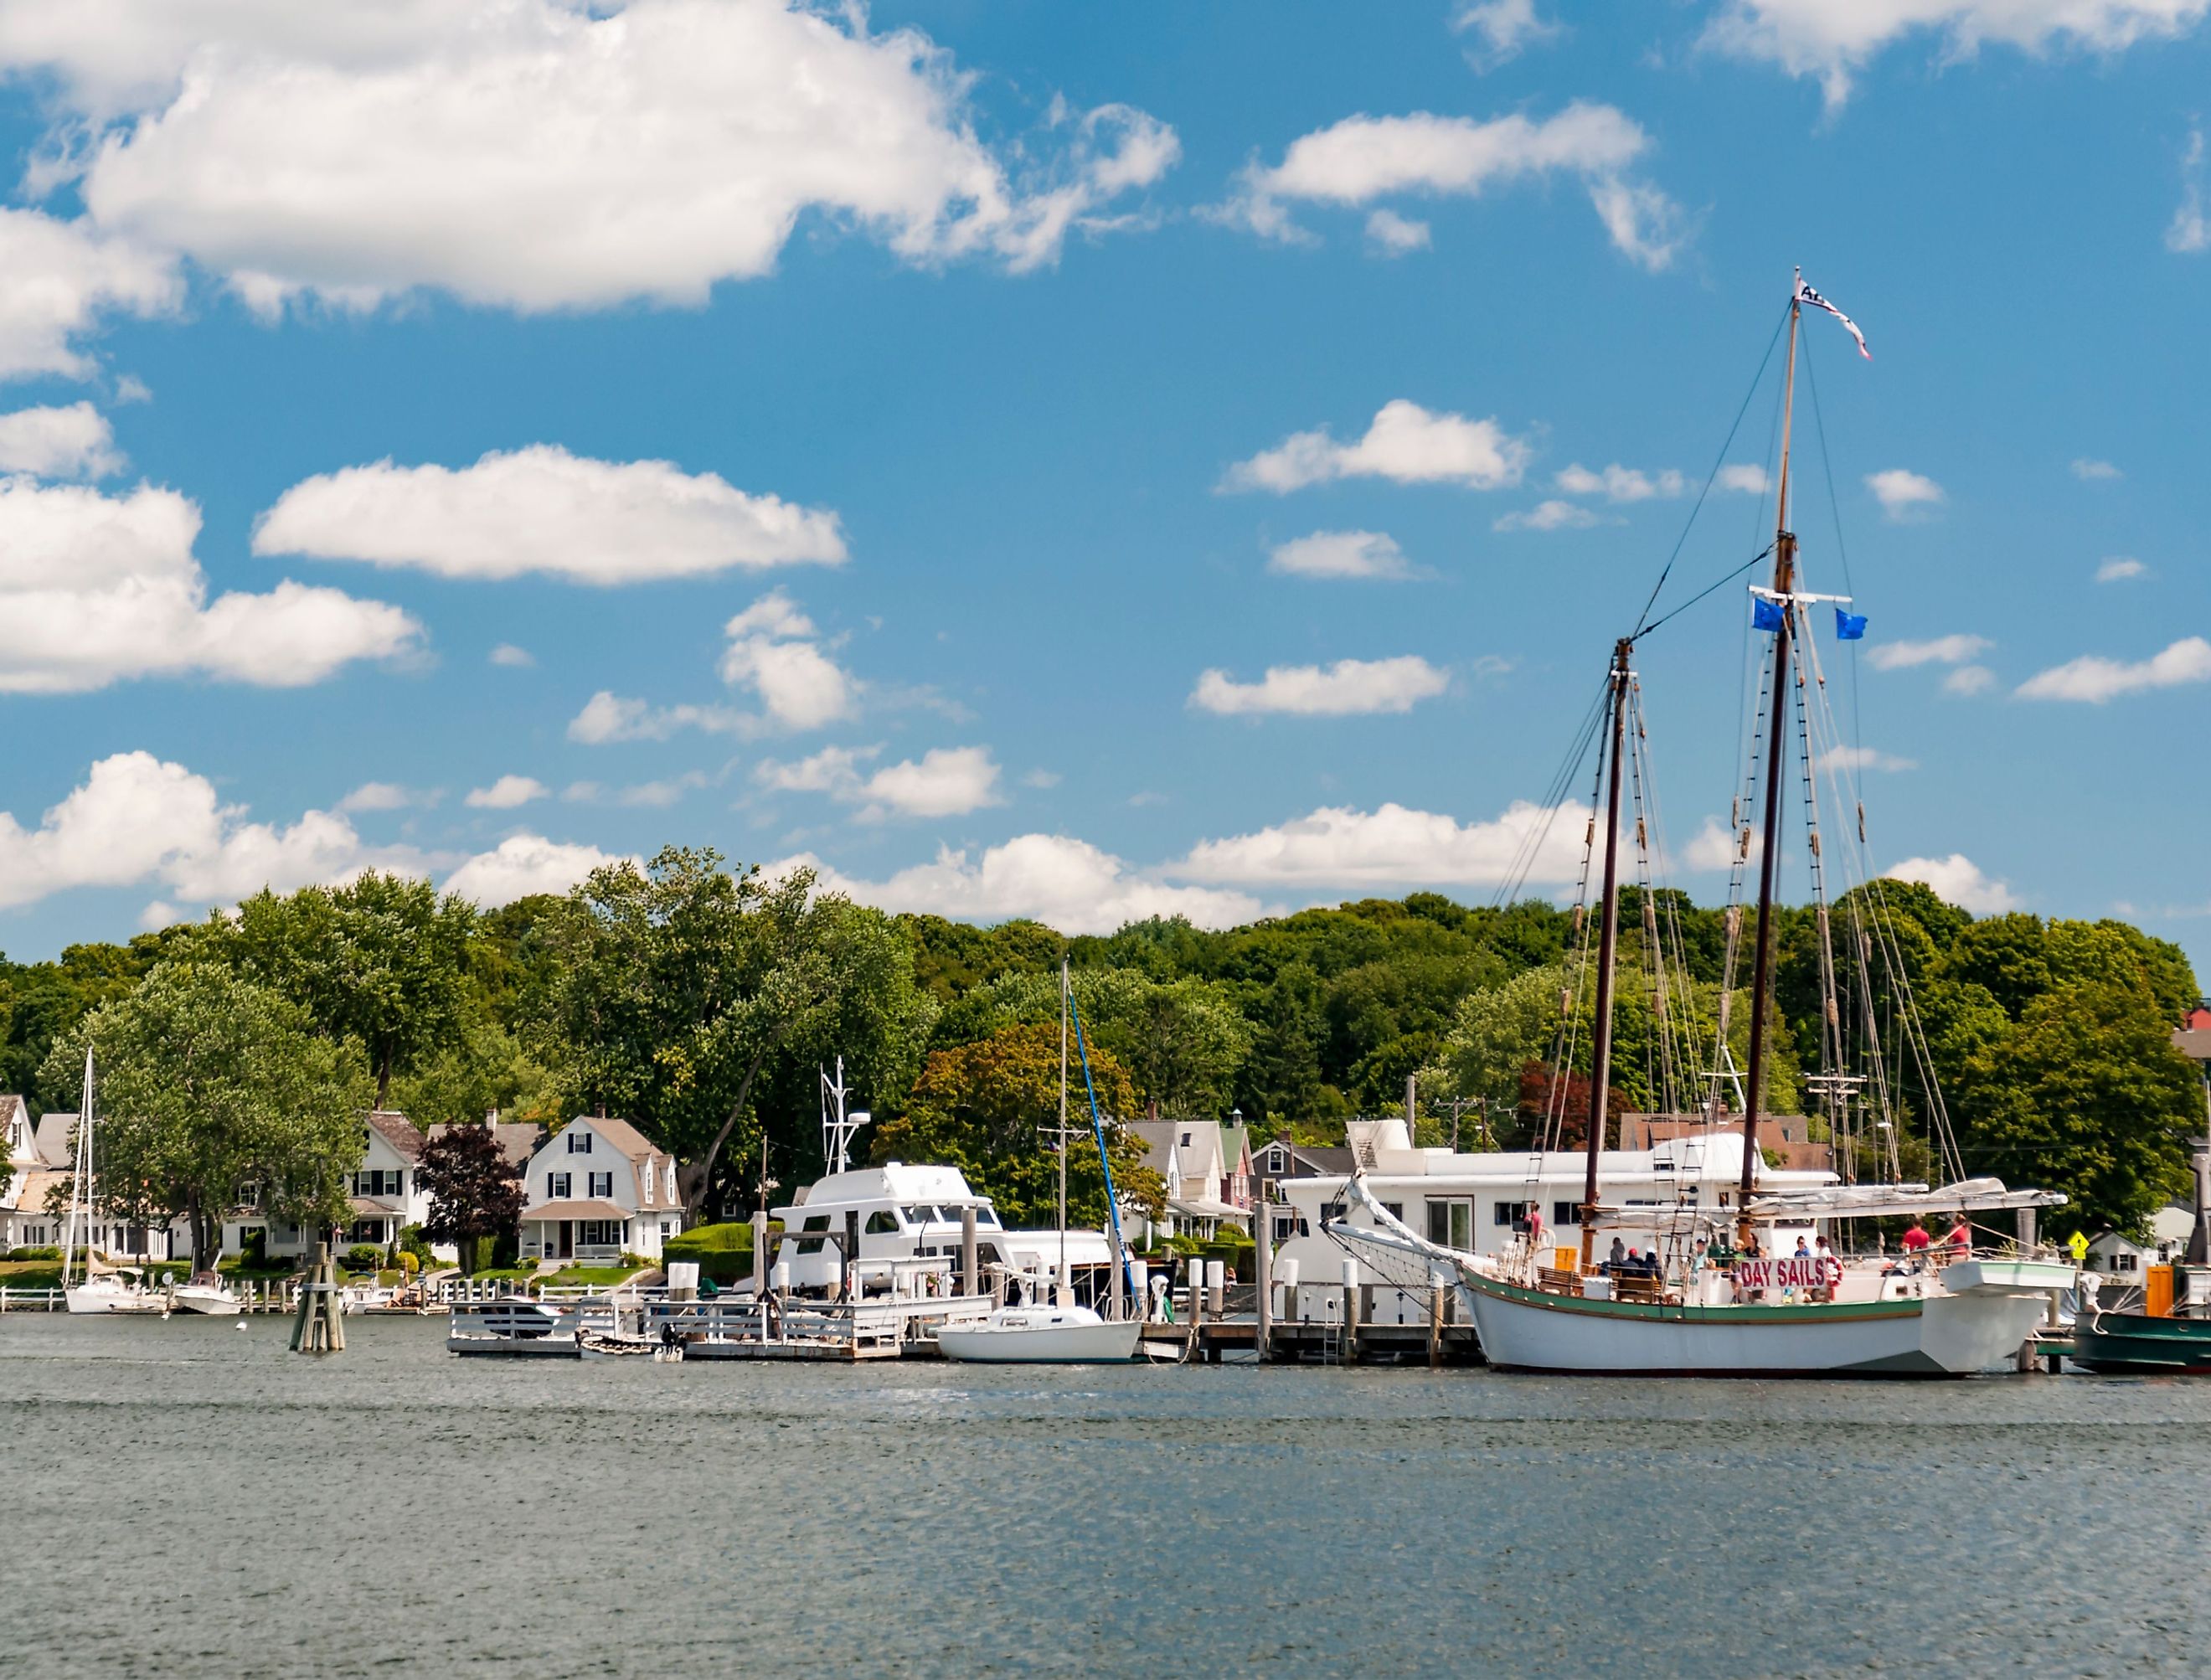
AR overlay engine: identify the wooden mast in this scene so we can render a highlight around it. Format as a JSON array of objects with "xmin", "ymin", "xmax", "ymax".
[
  {"xmin": 1580, "ymin": 636, "xmax": 1633, "ymax": 1270},
  {"xmin": 1739, "ymin": 273, "xmax": 1803, "ymax": 1235}
]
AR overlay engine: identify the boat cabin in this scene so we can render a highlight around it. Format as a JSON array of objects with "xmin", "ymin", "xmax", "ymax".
[{"xmin": 769, "ymin": 1162, "xmax": 1015, "ymax": 1294}]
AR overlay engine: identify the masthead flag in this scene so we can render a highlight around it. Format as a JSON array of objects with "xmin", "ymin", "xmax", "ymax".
[{"xmin": 1794, "ymin": 272, "xmax": 1870, "ymax": 360}]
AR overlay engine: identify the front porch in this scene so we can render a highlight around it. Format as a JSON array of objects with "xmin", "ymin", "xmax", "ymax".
[{"xmin": 518, "ymin": 1198, "xmax": 631, "ymax": 1265}]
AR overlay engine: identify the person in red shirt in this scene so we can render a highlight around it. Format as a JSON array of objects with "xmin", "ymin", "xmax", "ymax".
[
  {"xmin": 1942, "ymin": 1217, "xmax": 1971, "ymax": 1260},
  {"xmin": 1900, "ymin": 1219, "xmax": 1931, "ymax": 1255}
]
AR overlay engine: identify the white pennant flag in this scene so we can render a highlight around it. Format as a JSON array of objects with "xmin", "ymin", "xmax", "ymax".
[{"xmin": 1794, "ymin": 271, "xmax": 1869, "ymax": 359}]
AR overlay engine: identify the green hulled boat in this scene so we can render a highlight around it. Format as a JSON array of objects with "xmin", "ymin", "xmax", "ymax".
[{"xmin": 2071, "ymin": 1309, "xmax": 2211, "ymax": 1375}]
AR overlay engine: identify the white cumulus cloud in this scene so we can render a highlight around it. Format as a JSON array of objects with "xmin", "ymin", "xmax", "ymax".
[
  {"xmin": 565, "ymin": 691, "xmax": 745, "ymax": 745},
  {"xmin": 1266, "ymin": 529, "xmax": 1414, "ymax": 580},
  {"xmin": 1867, "ymin": 467, "xmax": 1944, "ymax": 520},
  {"xmin": 718, "ymin": 590, "xmax": 858, "ymax": 731},
  {"xmin": 0, "ymin": 208, "xmax": 178, "ymax": 381},
  {"xmin": 0, "ymin": 402, "xmax": 123, "ymax": 477},
  {"xmin": 2072, "ymin": 456, "xmax": 2122, "ymax": 481},
  {"xmin": 489, "ymin": 642, "xmax": 534, "ymax": 667},
  {"xmin": 1454, "ymin": 0, "xmax": 1562, "ymax": 69},
  {"xmin": 1885, "ymin": 853, "xmax": 2021, "ymax": 915},
  {"xmin": 1172, "ymin": 799, "xmax": 1590, "ymax": 887},
  {"xmin": 1867, "ymin": 633, "xmax": 1990, "ymax": 671},
  {"xmin": 20, "ymin": 0, "xmax": 1176, "ymax": 314},
  {"xmin": 1944, "ymin": 665, "xmax": 1997, "ymax": 696},
  {"xmin": 1494, "ymin": 498, "xmax": 1602, "ymax": 532},
  {"xmin": 786, "ymin": 835, "xmax": 1265, "ymax": 936},
  {"xmin": 1703, "ymin": 1, "xmax": 2209, "ymax": 110},
  {"xmin": 1717, "ymin": 463, "xmax": 1770, "ymax": 494},
  {"xmin": 1224, "ymin": 399, "xmax": 1530, "ymax": 493},
  {"xmin": 0, "ymin": 477, "xmax": 420, "ymax": 693},
  {"xmin": 252, "ymin": 445, "xmax": 845, "ymax": 585},
  {"xmin": 337, "ymin": 781, "xmax": 432, "ymax": 813},
  {"xmin": 0, "ymin": 750, "xmax": 427, "ymax": 911},
  {"xmin": 1555, "ymin": 461, "xmax": 1686, "ymax": 502},
  {"xmin": 1191, "ymin": 656, "xmax": 1449, "ymax": 717},
  {"xmin": 1222, "ymin": 101, "xmax": 1682, "ymax": 270},
  {"xmin": 756, "ymin": 743, "xmax": 1004, "ymax": 821},
  {"xmin": 1817, "ymin": 745, "xmax": 1917, "ymax": 773},
  {"xmin": 2095, "ymin": 556, "xmax": 2147, "ymax": 582},
  {"xmin": 465, "ymin": 775, "xmax": 547, "ymax": 810},
  {"xmin": 2015, "ymin": 635, "xmax": 2211, "ymax": 702},
  {"xmin": 442, "ymin": 833, "xmax": 628, "ymax": 908},
  {"xmin": 1364, "ymin": 209, "xmax": 1432, "ymax": 255}
]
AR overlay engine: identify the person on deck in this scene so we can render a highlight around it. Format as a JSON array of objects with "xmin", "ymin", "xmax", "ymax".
[
  {"xmin": 1942, "ymin": 1217, "xmax": 1971, "ymax": 1262},
  {"xmin": 1901, "ymin": 1219, "xmax": 1932, "ymax": 1261},
  {"xmin": 1794, "ymin": 1235, "xmax": 1812, "ymax": 1260},
  {"xmin": 1610, "ymin": 1236, "xmax": 1627, "ymax": 1272}
]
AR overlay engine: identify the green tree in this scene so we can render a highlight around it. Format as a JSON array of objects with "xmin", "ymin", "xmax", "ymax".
[
  {"xmin": 869, "ymin": 1022, "xmax": 1160, "ymax": 1228},
  {"xmin": 418, "ymin": 1124, "xmax": 527, "ymax": 1274},
  {"xmin": 545, "ymin": 848, "xmax": 935, "ymax": 1220},
  {"xmin": 1950, "ymin": 979, "xmax": 2200, "ymax": 1234},
  {"xmin": 211, "ymin": 873, "xmax": 477, "ymax": 1106},
  {"xmin": 43, "ymin": 962, "xmax": 369, "ymax": 1266},
  {"xmin": 940, "ymin": 967, "xmax": 1251, "ymax": 1119}
]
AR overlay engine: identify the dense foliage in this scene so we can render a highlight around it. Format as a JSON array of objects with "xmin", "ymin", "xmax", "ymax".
[{"xmin": 3, "ymin": 864, "xmax": 2201, "ymax": 1244}]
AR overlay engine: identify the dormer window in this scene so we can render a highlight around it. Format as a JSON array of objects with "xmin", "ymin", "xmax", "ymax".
[
  {"xmin": 1179, "ymin": 1131, "xmax": 1192, "ymax": 1147},
  {"xmin": 568, "ymin": 1131, "xmax": 592, "ymax": 1154}
]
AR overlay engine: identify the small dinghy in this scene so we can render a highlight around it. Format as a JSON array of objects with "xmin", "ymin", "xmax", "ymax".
[{"xmin": 579, "ymin": 1326, "xmax": 683, "ymax": 1362}]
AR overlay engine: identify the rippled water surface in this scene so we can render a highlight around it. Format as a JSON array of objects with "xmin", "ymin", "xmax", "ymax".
[{"xmin": 7, "ymin": 1313, "xmax": 2211, "ymax": 1677}]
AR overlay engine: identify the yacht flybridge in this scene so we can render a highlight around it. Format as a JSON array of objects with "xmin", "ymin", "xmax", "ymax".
[{"xmin": 1322, "ymin": 271, "xmax": 2071, "ymax": 1376}]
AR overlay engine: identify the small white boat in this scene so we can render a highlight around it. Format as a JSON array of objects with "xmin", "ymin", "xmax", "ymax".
[
  {"xmin": 65, "ymin": 1271, "xmax": 157, "ymax": 1315},
  {"xmin": 935, "ymin": 1303, "xmax": 1142, "ymax": 1363},
  {"xmin": 170, "ymin": 1274, "xmax": 242, "ymax": 1316}
]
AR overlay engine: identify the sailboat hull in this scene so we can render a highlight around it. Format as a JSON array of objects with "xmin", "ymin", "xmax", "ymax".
[
  {"xmin": 935, "ymin": 1317, "xmax": 1142, "ymax": 1363},
  {"xmin": 1461, "ymin": 1270, "xmax": 2053, "ymax": 1377}
]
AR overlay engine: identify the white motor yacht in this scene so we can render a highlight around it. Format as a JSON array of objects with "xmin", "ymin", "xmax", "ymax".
[{"xmin": 170, "ymin": 1272, "xmax": 242, "ymax": 1315}]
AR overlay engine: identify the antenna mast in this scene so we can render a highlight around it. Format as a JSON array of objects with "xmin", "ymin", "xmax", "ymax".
[{"xmin": 820, "ymin": 1056, "xmax": 868, "ymax": 1176}]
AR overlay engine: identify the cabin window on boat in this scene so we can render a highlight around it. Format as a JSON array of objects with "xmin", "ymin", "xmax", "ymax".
[
  {"xmin": 977, "ymin": 1207, "xmax": 1000, "ymax": 1226},
  {"xmin": 865, "ymin": 1211, "xmax": 899, "ymax": 1235},
  {"xmin": 1426, "ymin": 1198, "xmax": 1474, "ymax": 1250},
  {"xmin": 1382, "ymin": 1203, "xmax": 1404, "ymax": 1222},
  {"xmin": 1552, "ymin": 1201, "xmax": 1578, "ymax": 1229},
  {"xmin": 1492, "ymin": 1200, "xmax": 1534, "ymax": 1229},
  {"xmin": 795, "ymin": 1213, "xmax": 830, "ymax": 1255}
]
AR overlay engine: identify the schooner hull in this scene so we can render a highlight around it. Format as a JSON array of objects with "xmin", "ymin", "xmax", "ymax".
[{"xmin": 1461, "ymin": 1272, "xmax": 2052, "ymax": 1378}]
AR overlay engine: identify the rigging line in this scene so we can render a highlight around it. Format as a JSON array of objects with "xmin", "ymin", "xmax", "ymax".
[
  {"xmin": 1800, "ymin": 317, "xmax": 1872, "ymax": 843},
  {"xmin": 1631, "ymin": 301, "xmax": 1791, "ymax": 638},
  {"xmin": 1632, "ymin": 543, "xmax": 1773, "ymax": 643},
  {"xmin": 1487, "ymin": 671, "xmax": 1611, "ymax": 911}
]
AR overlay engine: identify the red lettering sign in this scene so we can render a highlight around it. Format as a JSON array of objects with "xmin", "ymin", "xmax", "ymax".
[{"xmin": 1734, "ymin": 1255, "xmax": 1837, "ymax": 1291}]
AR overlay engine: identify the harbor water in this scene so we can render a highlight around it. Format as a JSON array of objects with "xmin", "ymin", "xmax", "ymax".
[{"xmin": 8, "ymin": 1314, "xmax": 2211, "ymax": 1677}]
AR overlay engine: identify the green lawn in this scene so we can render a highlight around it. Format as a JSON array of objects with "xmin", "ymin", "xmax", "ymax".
[{"xmin": 544, "ymin": 1265, "xmax": 647, "ymax": 1287}]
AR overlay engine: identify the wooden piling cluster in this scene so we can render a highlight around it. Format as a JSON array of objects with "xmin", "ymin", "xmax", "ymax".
[{"xmin": 289, "ymin": 1243, "xmax": 345, "ymax": 1354}]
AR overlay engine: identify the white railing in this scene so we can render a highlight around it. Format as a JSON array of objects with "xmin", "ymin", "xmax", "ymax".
[{"xmin": 0, "ymin": 1286, "xmax": 67, "ymax": 1311}]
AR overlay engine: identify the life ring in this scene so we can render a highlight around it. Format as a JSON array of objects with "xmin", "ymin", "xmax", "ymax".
[{"xmin": 1823, "ymin": 1255, "xmax": 1844, "ymax": 1291}]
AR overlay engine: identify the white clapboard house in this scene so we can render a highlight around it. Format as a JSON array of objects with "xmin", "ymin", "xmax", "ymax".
[{"xmin": 516, "ymin": 1117, "xmax": 684, "ymax": 1265}]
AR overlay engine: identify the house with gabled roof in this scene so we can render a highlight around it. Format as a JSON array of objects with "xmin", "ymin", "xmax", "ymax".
[
  {"xmin": 248, "ymin": 1110, "xmax": 434, "ymax": 1260},
  {"xmin": 1128, "ymin": 1119, "xmax": 1254, "ymax": 1242},
  {"xmin": 3, "ymin": 1095, "xmax": 193, "ymax": 1260},
  {"xmin": 516, "ymin": 1116, "xmax": 684, "ymax": 1265}
]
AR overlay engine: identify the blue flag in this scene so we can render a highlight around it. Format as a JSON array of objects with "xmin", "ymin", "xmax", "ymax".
[
  {"xmin": 1752, "ymin": 597, "xmax": 1786, "ymax": 634},
  {"xmin": 1835, "ymin": 608, "xmax": 1867, "ymax": 641}
]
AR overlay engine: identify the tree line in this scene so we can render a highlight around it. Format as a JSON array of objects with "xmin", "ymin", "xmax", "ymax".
[{"xmin": 1, "ymin": 849, "xmax": 2202, "ymax": 1264}]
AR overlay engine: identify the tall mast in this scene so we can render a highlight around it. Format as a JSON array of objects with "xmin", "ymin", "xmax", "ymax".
[
  {"xmin": 1739, "ymin": 273, "xmax": 1803, "ymax": 1232},
  {"xmin": 1059, "ymin": 954, "xmax": 1070, "ymax": 1299},
  {"xmin": 1580, "ymin": 636, "xmax": 1632, "ymax": 1270}
]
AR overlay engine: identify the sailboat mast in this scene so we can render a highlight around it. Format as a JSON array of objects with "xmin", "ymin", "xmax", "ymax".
[
  {"xmin": 1580, "ymin": 636, "xmax": 1632, "ymax": 1270},
  {"xmin": 1059, "ymin": 955, "xmax": 1069, "ymax": 1298},
  {"xmin": 1739, "ymin": 276, "xmax": 1803, "ymax": 1228}
]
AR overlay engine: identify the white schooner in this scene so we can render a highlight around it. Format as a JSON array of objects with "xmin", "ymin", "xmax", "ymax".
[{"xmin": 1323, "ymin": 271, "xmax": 2074, "ymax": 1376}]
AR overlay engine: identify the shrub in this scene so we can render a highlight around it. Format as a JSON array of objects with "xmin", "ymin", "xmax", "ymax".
[
  {"xmin": 664, "ymin": 1221, "xmax": 771, "ymax": 1288},
  {"xmin": 342, "ymin": 1244, "xmax": 384, "ymax": 1274},
  {"xmin": 239, "ymin": 1227, "xmax": 268, "ymax": 1268},
  {"xmin": 5, "ymin": 1245, "xmax": 62, "ymax": 1261},
  {"xmin": 397, "ymin": 1223, "xmax": 435, "ymax": 1265}
]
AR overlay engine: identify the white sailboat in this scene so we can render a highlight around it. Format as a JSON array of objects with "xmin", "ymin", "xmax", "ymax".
[
  {"xmin": 937, "ymin": 958, "xmax": 1142, "ymax": 1364},
  {"xmin": 1327, "ymin": 271, "xmax": 2072, "ymax": 1376},
  {"xmin": 60, "ymin": 1049, "xmax": 156, "ymax": 1317}
]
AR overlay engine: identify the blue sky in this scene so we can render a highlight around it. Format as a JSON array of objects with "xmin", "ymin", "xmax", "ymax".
[{"xmin": 0, "ymin": 1, "xmax": 2205, "ymax": 984}]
